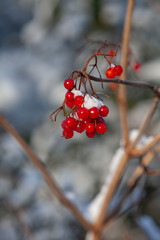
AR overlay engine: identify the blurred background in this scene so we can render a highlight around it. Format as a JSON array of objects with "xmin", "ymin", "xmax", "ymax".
[{"xmin": 0, "ymin": 0, "xmax": 160, "ymax": 239}]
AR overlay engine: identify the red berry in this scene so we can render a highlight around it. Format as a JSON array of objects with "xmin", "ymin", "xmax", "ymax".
[
  {"xmin": 63, "ymin": 129, "xmax": 74, "ymax": 139},
  {"xmin": 74, "ymin": 121, "xmax": 85, "ymax": 133},
  {"xmin": 61, "ymin": 120, "xmax": 71, "ymax": 132},
  {"xmin": 86, "ymin": 130, "xmax": 96, "ymax": 138},
  {"xmin": 61, "ymin": 120, "xmax": 66, "ymax": 129},
  {"xmin": 106, "ymin": 67, "xmax": 115, "ymax": 79},
  {"xmin": 74, "ymin": 96, "xmax": 84, "ymax": 107},
  {"xmin": 88, "ymin": 107, "xmax": 99, "ymax": 119},
  {"xmin": 96, "ymin": 117, "xmax": 105, "ymax": 124},
  {"xmin": 77, "ymin": 107, "xmax": 89, "ymax": 119},
  {"xmin": 66, "ymin": 117, "xmax": 77, "ymax": 129},
  {"xmin": 85, "ymin": 122, "xmax": 95, "ymax": 133},
  {"xmin": 109, "ymin": 82, "xmax": 116, "ymax": 91},
  {"xmin": 96, "ymin": 123, "xmax": 107, "ymax": 134},
  {"xmin": 64, "ymin": 79, "xmax": 74, "ymax": 90},
  {"xmin": 99, "ymin": 105, "xmax": 109, "ymax": 117},
  {"xmin": 114, "ymin": 65, "xmax": 123, "ymax": 76},
  {"xmin": 108, "ymin": 49, "xmax": 115, "ymax": 58},
  {"xmin": 82, "ymin": 117, "xmax": 92, "ymax": 125},
  {"xmin": 65, "ymin": 91, "xmax": 74, "ymax": 101},
  {"xmin": 133, "ymin": 62, "xmax": 141, "ymax": 72},
  {"xmin": 66, "ymin": 100, "xmax": 75, "ymax": 109}
]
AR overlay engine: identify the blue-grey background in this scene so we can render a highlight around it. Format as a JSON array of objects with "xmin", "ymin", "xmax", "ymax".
[{"xmin": 0, "ymin": 0, "xmax": 160, "ymax": 239}]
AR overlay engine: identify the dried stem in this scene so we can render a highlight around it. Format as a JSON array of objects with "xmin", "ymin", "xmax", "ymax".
[
  {"xmin": 88, "ymin": 75, "xmax": 160, "ymax": 98},
  {"xmin": 0, "ymin": 115, "xmax": 93, "ymax": 232},
  {"xmin": 117, "ymin": 0, "xmax": 135, "ymax": 147}
]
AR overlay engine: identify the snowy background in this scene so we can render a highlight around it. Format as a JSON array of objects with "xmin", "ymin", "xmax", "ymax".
[{"xmin": 0, "ymin": 0, "xmax": 160, "ymax": 239}]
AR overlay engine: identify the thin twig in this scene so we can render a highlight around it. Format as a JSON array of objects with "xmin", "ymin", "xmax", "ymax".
[
  {"xmin": 0, "ymin": 115, "xmax": 93, "ymax": 232},
  {"xmin": 88, "ymin": 75, "xmax": 160, "ymax": 98}
]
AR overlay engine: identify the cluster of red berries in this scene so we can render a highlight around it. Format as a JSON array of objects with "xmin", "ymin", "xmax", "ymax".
[
  {"xmin": 106, "ymin": 64, "xmax": 123, "ymax": 79},
  {"xmin": 62, "ymin": 79, "xmax": 109, "ymax": 139}
]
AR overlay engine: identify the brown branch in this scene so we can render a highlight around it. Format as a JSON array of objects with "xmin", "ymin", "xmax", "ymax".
[
  {"xmin": 88, "ymin": 75, "xmax": 160, "ymax": 97},
  {"xmin": 117, "ymin": 0, "xmax": 135, "ymax": 148},
  {"xmin": 131, "ymin": 132, "xmax": 160, "ymax": 156},
  {"xmin": 128, "ymin": 147, "xmax": 160, "ymax": 187},
  {"xmin": 0, "ymin": 115, "xmax": 93, "ymax": 232}
]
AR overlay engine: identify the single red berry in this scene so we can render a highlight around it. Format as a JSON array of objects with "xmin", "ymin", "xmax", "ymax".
[
  {"xmin": 65, "ymin": 91, "xmax": 74, "ymax": 101},
  {"xmin": 114, "ymin": 65, "xmax": 123, "ymax": 76},
  {"xmin": 64, "ymin": 79, "xmax": 74, "ymax": 90},
  {"xmin": 108, "ymin": 49, "xmax": 115, "ymax": 58},
  {"xmin": 99, "ymin": 105, "xmax": 109, "ymax": 117},
  {"xmin": 66, "ymin": 100, "xmax": 75, "ymax": 109},
  {"xmin": 61, "ymin": 120, "xmax": 71, "ymax": 132},
  {"xmin": 61, "ymin": 120, "xmax": 66, "ymax": 129},
  {"xmin": 109, "ymin": 82, "xmax": 116, "ymax": 91},
  {"xmin": 82, "ymin": 117, "xmax": 92, "ymax": 125},
  {"xmin": 74, "ymin": 96, "xmax": 84, "ymax": 107},
  {"xmin": 96, "ymin": 123, "xmax": 107, "ymax": 134},
  {"xmin": 106, "ymin": 67, "xmax": 115, "ymax": 79},
  {"xmin": 133, "ymin": 62, "xmax": 141, "ymax": 72},
  {"xmin": 86, "ymin": 130, "xmax": 96, "ymax": 138},
  {"xmin": 63, "ymin": 129, "xmax": 74, "ymax": 139},
  {"xmin": 96, "ymin": 116, "xmax": 105, "ymax": 124},
  {"xmin": 77, "ymin": 107, "xmax": 89, "ymax": 119},
  {"xmin": 66, "ymin": 117, "xmax": 77, "ymax": 129},
  {"xmin": 85, "ymin": 122, "xmax": 95, "ymax": 133},
  {"xmin": 74, "ymin": 121, "xmax": 85, "ymax": 133},
  {"xmin": 88, "ymin": 107, "xmax": 99, "ymax": 119}
]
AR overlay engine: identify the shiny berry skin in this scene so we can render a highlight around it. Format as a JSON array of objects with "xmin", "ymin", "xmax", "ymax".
[
  {"xmin": 66, "ymin": 100, "xmax": 75, "ymax": 109},
  {"xmin": 74, "ymin": 96, "xmax": 84, "ymax": 107},
  {"xmin": 63, "ymin": 129, "xmax": 74, "ymax": 139},
  {"xmin": 106, "ymin": 67, "xmax": 115, "ymax": 79},
  {"xmin": 74, "ymin": 121, "xmax": 85, "ymax": 133},
  {"xmin": 114, "ymin": 65, "xmax": 123, "ymax": 76},
  {"xmin": 82, "ymin": 117, "xmax": 92, "ymax": 125},
  {"xmin": 96, "ymin": 123, "xmax": 107, "ymax": 134},
  {"xmin": 99, "ymin": 105, "xmax": 109, "ymax": 117},
  {"xmin": 133, "ymin": 62, "xmax": 141, "ymax": 72},
  {"xmin": 65, "ymin": 91, "xmax": 74, "ymax": 101},
  {"xmin": 64, "ymin": 79, "xmax": 74, "ymax": 90},
  {"xmin": 66, "ymin": 117, "xmax": 77, "ymax": 129},
  {"xmin": 61, "ymin": 120, "xmax": 71, "ymax": 132},
  {"xmin": 77, "ymin": 107, "xmax": 89, "ymax": 119},
  {"xmin": 85, "ymin": 122, "xmax": 95, "ymax": 133},
  {"xmin": 86, "ymin": 130, "xmax": 96, "ymax": 138},
  {"xmin": 88, "ymin": 107, "xmax": 99, "ymax": 119}
]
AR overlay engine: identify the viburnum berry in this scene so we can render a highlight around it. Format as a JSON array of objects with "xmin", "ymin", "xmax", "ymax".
[
  {"xmin": 63, "ymin": 129, "xmax": 74, "ymax": 139},
  {"xmin": 114, "ymin": 65, "xmax": 123, "ymax": 76},
  {"xmin": 74, "ymin": 96, "xmax": 84, "ymax": 107},
  {"xmin": 74, "ymin": 121, "xmax": 85, "ymax": 133},
  {"xmin": 77, "ymin": 107, "xmax": 89, "ymax": 119},
  {"xmin": 66, "ymin": 100, "xmax": 75, "ymax": 109},
  {"xmin": 85, "ymin": 122, "xmax": 95, "ymax": 133},
  {"xmin": 88, "ymin": 107, "xmax": 99, "ymax": 119},
  {"xmin": 133, "ymin": 61, "xmax": 141, "ymax": 72},
  {"xmin": 99, "ymin": 105, "xmax": 109, "ymax": 117},
  {"xmin": 108, "ymin": 49, "xmax": 115, "ymax": 58},
  {"xmin": 106, "ymin": 67, "xmax": 115, "ymax": 79},
  {"xmin": 65, "ymin": 117, "xmax": 77, "ymax": 129},
  {"xmin": 96, "ymin": 123, "xmax": 107, "ymax": 134},
  {"xmin": 64, "ymin": 79, "xmax": 74, "ymax": 90},
  {"xmin": 65, "ymin": 91, "xmax": 74, "ymax": 102},
  {"xmin": 82, "ymin": 117, "xmax": 92, "ymax": 125},
  {"xmin": 86, "ymin": 130, "xmax": 96, "ymax": 138},
  {"xmin": 61, "ymin": 120, "xmax": 71, "ymax": 132}
]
